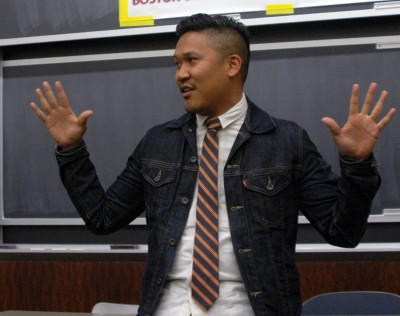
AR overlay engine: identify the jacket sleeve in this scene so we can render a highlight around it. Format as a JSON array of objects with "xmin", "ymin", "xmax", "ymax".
[
  {"xmin": 298, "ymin": 129, "xmax": 381, "ymax": 248},
  {"xmin": 55, "ymin": 140, "xmax": 145, "ymax": 234}
]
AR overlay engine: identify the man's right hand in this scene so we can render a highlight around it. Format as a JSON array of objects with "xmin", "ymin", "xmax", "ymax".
[{"xmin": 30, "ymin": 81, "xmax": 93, "ymax": 150}]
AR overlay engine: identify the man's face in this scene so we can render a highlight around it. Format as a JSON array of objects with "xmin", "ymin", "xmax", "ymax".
[{"xmin": 174, "ymin": 31, "xmax": 233, "ymax": 117}]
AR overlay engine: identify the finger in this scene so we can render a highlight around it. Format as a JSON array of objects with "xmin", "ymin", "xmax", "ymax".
[
  {"xmin": 321, "ymin": 117, "xmax": 341, "ymax": 137},
  {"xmin": 35, "ymin": 86, "xmax": 52, "ymax": 114},
  {"xmin": 361, "ymin": 82, "xmax": 377, "ymax": 115},
  {"xmin": 55, "ymin": 81, "xmax": 71, "ymax": 109},
  {"xmin": 349, "ymin": 84, "xmax": 360, "ymax": 115},
  {"xmin": 30, "ymin": 102, "xmax": 48, "ymax": 122},
  {"xmin": 42, "ymin": 81, "xmax": 60, "ymax": 109},
  {"xmin": 370, "ymin": 90, "xmax": 388, "ymax": 121},
  {"xmin": 77, "ymin": 110, "xmax": 94, "ymax": 126},
  {"xmin": 377, "ymin": 108, "xmax": 397, "ymax": 131}
]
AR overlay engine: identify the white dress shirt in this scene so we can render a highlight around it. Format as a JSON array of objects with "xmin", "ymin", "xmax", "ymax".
[{"xmin": 153, "ymin": 94, "xmax": 254, "ymax": 316}]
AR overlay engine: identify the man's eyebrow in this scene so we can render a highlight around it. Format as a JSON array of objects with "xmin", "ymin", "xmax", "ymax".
[{"xmin": 174, "ymin": 51, "xmax": 197, "ymax": 59}]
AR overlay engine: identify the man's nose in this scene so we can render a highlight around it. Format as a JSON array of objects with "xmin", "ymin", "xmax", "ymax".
[{"xmin": 176, "ymin": 65, "xmax": 190, "ymax": 83}]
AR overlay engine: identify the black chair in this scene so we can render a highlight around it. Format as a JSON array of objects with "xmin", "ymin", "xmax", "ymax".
[{"xmin": 302, "ymin": 291, "xmax": 400, "ymax": 315}]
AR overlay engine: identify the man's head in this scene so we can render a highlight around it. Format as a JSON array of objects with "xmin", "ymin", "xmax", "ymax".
[
  {"xmin": 174, "ymin": 14, "xmax": 250, "ymax": 117},
  {"xmin": 176, "ymin": 13, "xmax": 250, "ymax": 83}
]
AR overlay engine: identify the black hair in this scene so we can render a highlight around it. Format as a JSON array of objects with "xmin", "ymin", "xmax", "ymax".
[{"xmin": 176, "ymin": 13, "xmax": 250, "ymax": 82}]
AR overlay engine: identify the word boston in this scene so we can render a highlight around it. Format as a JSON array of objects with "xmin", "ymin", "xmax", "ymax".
[{"xmin": 125, "ymin": 0, "xmax": 267, "ymax": 20}]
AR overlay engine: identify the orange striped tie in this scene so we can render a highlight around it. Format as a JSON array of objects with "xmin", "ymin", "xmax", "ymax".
[{"xmin": 192, "ymin": 117, "xmax": 221, "ymax": 311}]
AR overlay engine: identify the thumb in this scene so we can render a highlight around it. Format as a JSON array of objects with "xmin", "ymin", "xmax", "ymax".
[
  {"xmin": 321, "ymin": 117, "xmax": 341, "ymax": 137},
  {"xmin": 78, "ymin": 110, "xmax": 94, "ymax": 126}
]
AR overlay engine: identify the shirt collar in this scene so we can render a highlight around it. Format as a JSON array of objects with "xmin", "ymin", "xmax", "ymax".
[{"xmin": 196, "ymin": 93, "xmax": 248, "ymax": 129}]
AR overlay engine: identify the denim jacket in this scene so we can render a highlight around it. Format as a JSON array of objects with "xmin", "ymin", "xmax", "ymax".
[{"xmin": 56, "ymin": 100, "xmax": 380, "ymax": 316}]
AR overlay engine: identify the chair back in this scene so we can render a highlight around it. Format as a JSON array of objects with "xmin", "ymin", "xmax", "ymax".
[{"xmin": 302, "ymin": 291, "xmax": 400, "ymax": 315}]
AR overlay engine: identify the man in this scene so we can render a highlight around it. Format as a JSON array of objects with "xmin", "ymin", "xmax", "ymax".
[{"xmin": 30, "ymin": 13, "xmax": 396, "ymax": 316}]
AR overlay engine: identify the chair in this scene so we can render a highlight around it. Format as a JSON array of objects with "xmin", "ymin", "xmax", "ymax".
[
  {"xmin": 302, "ymin": 291, "xmax": 400, "ymax": 315},
  {"xmin": 92, "ymin": 302, "xmax": 139, "ymax": 315}
]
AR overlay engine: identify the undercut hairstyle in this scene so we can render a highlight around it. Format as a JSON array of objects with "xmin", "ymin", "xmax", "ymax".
[{"xmin": 176, "ymin": 13, "xmax": 251, "ymax": 83}]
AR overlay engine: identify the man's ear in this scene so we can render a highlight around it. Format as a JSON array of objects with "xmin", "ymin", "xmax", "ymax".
[{"xmin": 227, "ymin": 54, "xmax": 242, "ymax": 78}]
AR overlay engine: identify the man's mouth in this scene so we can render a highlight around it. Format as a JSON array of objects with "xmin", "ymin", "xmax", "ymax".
[{"xmin": 180, "ymin": 85, "xmax": 194, "ymax": 97}]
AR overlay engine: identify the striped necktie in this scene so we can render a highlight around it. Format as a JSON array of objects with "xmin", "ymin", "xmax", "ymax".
[{"xmin": 192, "ymin": 117, "xmax": 221, "ymax": 311}]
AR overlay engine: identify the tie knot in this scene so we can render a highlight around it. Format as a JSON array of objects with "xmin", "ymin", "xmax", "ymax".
[{"xmin": 205, "ymin": 117, "xmax": 222, "ymax": 130}]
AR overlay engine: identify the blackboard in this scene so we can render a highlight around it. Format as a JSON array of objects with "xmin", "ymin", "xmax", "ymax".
[
  {"xmin": 0, "ymin": 0, "xmax": 396, "ymax": 40},
  {"xmin": 3, "ymin": 57, "xmax": 181, "ymax": 218},
  {"xmin": 0, "ymin": 0, "xmax": 119, "ymax": 39},
  {"xmin": 1, "ymin": 0, "xmax": 400, "ymax": 225},
  {"xmin": 2, "ymin": 43, "xmax": 399, "ymax": 220}
]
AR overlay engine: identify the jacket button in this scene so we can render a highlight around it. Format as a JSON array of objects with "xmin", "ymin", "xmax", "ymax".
[
  {"xmin": 169, "ymin": 239, "xmax": 176, "ymax": 246},
  {"xmin": 190, "ymin": 156, "xmax": 197, "ymax": 163},
  {"xmin": 181, "ymin": 197, "xmax": 189, "ymax": 205},
  {"xmin": 154, "ymin": 170, "xmax": 162, "ymax": 182},
  {"xmin": 157, "ymin": 277, "xmax": 162, "ymax": 285},
  {"xmin": 238, "ymin": 248, "xmax": 252, "ymax": 254},
  {"xmin": 230, "ymin": 205, "xmax": 244, "ymax": 212},
  {"xmin": 250, "ymin": 291, "xmax": 263, "ymax": 297}
]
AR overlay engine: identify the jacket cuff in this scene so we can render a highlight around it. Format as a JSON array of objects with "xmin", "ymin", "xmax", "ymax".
[
  {"xmin": 339, "ymin": 153, "xmax": 379, "ymax": 172},
  {"xmin": 55, "ymin": 140, "xmax": 85, "ymax": 155},
  {"xmin": 55, "ymin": 140, "xmax": 88, "ymax": 165}
]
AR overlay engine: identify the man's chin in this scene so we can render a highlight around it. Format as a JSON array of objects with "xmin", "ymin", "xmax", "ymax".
[{"xmin": 183, "ymin": 101, "xmax": 200, "ymax": 114}]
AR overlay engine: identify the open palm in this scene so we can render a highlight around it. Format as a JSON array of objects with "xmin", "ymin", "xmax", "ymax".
[
  {"xmin": 321, "ymin": 82, "xmax": 396, "ymax": 159},
  {"xmin": 30, "ymin": 81, "xmax": 93, "ymax": 149}
]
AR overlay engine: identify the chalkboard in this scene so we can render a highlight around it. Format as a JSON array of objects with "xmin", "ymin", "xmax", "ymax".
[
  {"xmin": 3, "ymin": 57, "xmax": 181, "ymax": 218},
  {"xmin": 245, "ymin": 46, "xmax": 400, "ymax": 214},
  {"xmin": 0, "ymin": 0, "xmax": 119, "ymax": 39},
  {"xmin": 1, "ymin": 0, "xmax": 400, "ymax": 224},
  {"xmin": 0, "ymin": 0, "xmax": 395, "ymax": 41},
  {"xmin": 2, "ymin": 42, "xmax": 399, "ymax": 219}
]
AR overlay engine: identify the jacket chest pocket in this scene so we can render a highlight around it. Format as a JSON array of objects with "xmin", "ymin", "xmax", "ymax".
[
  {"xmin": 244, "ymin": 172, "xmax": 291, "ymax": 226},
  {"xmin": 142, "ymin": 165, "xmax": 178, "ymax": 214}
]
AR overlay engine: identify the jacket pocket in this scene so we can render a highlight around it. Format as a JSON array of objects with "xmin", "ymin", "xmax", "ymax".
[
  {"xmin": 142, "ymin": 164, "xmax": 178, "ymax": 214},
  {"xmin": 244, "ymin": 172, "xmax": 291, "ymax": 226}
]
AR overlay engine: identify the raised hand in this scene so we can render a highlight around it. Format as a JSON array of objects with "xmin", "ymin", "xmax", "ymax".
[
  {"xmin": 30, "ymin": 81, "xmax": 93, "ymax": 149},
  {"xmin": 321, "ymin": 82, "xmax": 396, "ymax": 159}
]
